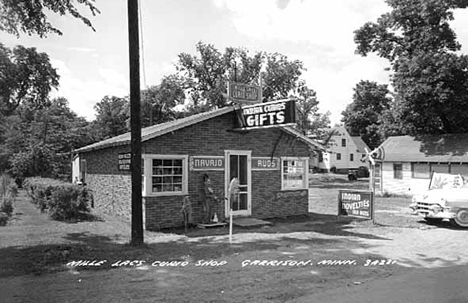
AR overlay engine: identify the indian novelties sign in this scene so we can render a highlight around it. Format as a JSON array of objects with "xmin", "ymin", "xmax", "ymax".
[
  {"xmin": 338, "ymin": 190, "xmax": 374, "ymax": 220},
  {"xmin": 234, "ymin": 99, "xmax": 296, "ymax": 130}
]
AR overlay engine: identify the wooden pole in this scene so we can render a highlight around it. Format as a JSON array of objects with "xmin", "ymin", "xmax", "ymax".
[{"xmin": 128, "ymin": 0, "xmax": 143, "ymax": 245}]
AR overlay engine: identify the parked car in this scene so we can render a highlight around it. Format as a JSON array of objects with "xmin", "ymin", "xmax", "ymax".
[
  {"xmin": 347, "ymin": 166, "xmax": 369, "ymax": 181},
  {"xmin": 409, "ymin": 172, "xmax": 468, "ymax": 227}
]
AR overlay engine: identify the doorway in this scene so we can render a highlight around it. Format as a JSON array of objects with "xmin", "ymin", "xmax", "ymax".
[{"xmin": 225, "ymin": 150, "xmax": 251, "ymax": 217}]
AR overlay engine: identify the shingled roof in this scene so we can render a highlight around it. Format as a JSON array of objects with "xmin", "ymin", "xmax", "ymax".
[
  {"xmin": 379, "ymin": 134, "xmax": 468, "ymax": 162},
  {"xmin": 75, "ymin": 106, "xmax": 325, "ymax": 153}
]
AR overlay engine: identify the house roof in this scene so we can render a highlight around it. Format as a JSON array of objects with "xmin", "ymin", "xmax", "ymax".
[
  {"xmin": 350, "ymin": 136, "xmax": 370, "ymax": 153},
  {"xmin": 379, "ymin": 134, "xmax": 468, "ymax": 162},
  {"xmin": 75, "ymin": 106, "xmax": 326, "ymax": 153}
]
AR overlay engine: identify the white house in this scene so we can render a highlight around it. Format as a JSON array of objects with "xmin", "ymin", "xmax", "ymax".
[
  {"xmin": 316, "ymin": 126, "xmax": 370, "ymax": 173},
  {"xmin": 372, "ymin": 134, "xmax": 468, "ymax": 196}
]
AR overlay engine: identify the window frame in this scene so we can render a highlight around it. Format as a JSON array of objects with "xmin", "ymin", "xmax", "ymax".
[
  {"xmin": 281, "ymin": 157, "xmax": 309, "ymax": 190},
  {"xmin": 142, "ymin": 154, "xmax": 189, "ymax": 197},
  {"xmin": 336, "ymin": 153, "xmax": 341, "ymax": 161},
  {"xmin": 341, "ymin": 138, "xmax": 346, "ymax": 147},
  {"xmin": 350, "ymin": 153, "xmax": 354, "ymax": 162}
]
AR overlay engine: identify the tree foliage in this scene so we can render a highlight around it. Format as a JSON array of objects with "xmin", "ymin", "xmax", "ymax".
[
  {"xmin": 354, "ymin": 0, "xmax": 468, "ymax": 135},
  {"xmin": 341, "ymin": 80, "xmax": 392, "ymax": 148},
  {"xmin": 0, "ymin": 43, "xmax": 59, "ymax": 116},
  {"xmin": 292, "ymin": 81, "xmax": 330, "ymax": 136},
  {"xmin": 92, "ymin": 96, "xmax": 130, "ymax": 140},
  {"xmin": 141, "ymin": 75, "xmax": 185, "ymax": 127},
  {"xmin": 0, "ymin": 0, "xmax": 100, "ymax": 37},
  {"xmin": 176, "ymin": 42, "xmax": 305, "ymax": 112}
]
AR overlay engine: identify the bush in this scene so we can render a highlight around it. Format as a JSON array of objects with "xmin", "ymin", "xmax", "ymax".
[
  {"xmin": 23, "ymin": 177, "xmax": 93, "ymax": 221},
  {"xmin": 0, "ymin": 174, "xmax": 18, "ymax": 225}
]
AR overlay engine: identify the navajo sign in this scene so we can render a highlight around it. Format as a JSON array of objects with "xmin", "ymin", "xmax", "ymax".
[
  {"xmin": 338, "ymin": 190, "xmax": 374, "ymax": 220},
  {"xmin": 234, "ymin": 99, "xmax": 296, "ymax": 130},
  {"xmin": 227, "ymin": 81, "xmax": 262, "ymax": 104}
]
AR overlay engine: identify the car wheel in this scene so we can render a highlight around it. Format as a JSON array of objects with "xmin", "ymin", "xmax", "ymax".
[
  {"xmin": 423, "ymin": 218, "xmax": 442, "ymax": 225},
  {"xmin": 451, "ymin": 209, "xmax": 468, "ymax": 228}
]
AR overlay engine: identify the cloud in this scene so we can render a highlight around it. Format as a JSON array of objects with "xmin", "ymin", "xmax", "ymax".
[{"xmin": 51, "ymin": 59, "xmax": 128, "ymax": 120}]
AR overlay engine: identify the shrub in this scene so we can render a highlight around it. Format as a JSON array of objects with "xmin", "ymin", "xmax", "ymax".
[
  {"xmin": 23, "ymin": 177, "xmax": 93, "ymax": 221},
  {"xmin": 0, "ymin": 174, "xmax": 18, "ymax": 225}
]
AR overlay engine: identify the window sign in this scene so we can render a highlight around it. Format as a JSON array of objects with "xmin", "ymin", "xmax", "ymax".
[{"xmin": 281, "ymin": 158, "xmax": 308, "ymax": 190}]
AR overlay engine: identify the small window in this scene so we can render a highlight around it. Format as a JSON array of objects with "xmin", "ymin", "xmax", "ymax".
[
  {"xmin": 350, "ymin": 153, "xmax": 354, "ymax": 162},
  {"xmin": 336, "ymin": 153, "xmax": 341, "ymax": 160},
  {"xmin": 412, "ymin": 163, "xmax": 430, "ymax": 179},
  {"xmin": 393, "ymin": 164, "xmax": 403, "ymax": 179},
  {"xmin": 282, "ymin": 158, "xmax": 308, "ymax": 190},
  {"xmin": 318, "ymin": 152, "xmax": 323, "ymax": 163},
  {"xmin": 143, "ymin": 155, "xmax": 188, "ymax": 196},
  {"xmin": 342, "ymin": 139, "xmax": 346, "ymax": 147}
]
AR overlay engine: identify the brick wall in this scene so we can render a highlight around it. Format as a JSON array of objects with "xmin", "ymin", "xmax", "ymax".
[{"xmin": 82, "ymin": 111, "xmax": 312, "ymax": 230}]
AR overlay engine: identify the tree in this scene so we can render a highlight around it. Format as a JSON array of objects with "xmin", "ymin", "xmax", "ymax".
[
  {"xmin": 354, "ymin": 0, "xmax": 468, "ymax": 135},
  {"xmin": 93, "ymin": 96, "xmax": 130, "ymax": 140},
  {"xmin": 292, "ymin": 82, "xmax": 330, "ymax": 136},
  {"xmin": 341, "ymin": 80, "xmax": 392, "ymax": 148},
  {"xmin": 0, "ymin": 0, "xmax": 100, "ymax": 37},
  {"xmin": 0, "ymin": 43, "xmax": 59, "ymax": 116},
  {"xmin": 176, "ymin": 42, "xmax": 305, "ymax": 112},
  {"xmin": 141, "ymin": 75, "xmax": 185, "ymax": 127}
]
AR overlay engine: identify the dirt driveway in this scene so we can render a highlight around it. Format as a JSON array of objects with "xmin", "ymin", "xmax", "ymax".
[{"xmin": 1, "ymin": 185, "xmax": 467, "ymax": 302}]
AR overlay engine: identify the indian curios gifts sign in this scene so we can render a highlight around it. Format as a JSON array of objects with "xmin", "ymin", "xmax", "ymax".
[
  {"xmin": 235, "ymin": 99, "xmax": 296, "ymax": 130},
  {"xmin": 338, "ymin": 190, "xmax": 374, "ymax": 220}
]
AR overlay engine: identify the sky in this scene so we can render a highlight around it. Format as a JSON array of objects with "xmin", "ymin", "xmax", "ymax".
[{"xmin": 2, "ymin": 0, "xmax": 468, "ymax": 124}]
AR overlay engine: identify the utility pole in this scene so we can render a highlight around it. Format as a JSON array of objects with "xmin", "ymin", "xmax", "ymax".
[{"xmin": 127, "ymin": 0, "xmax": 143, "ymax": 245}]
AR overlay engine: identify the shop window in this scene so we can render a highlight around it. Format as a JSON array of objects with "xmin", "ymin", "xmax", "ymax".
[
  {"xmin": 431, "ymin": 163, "xmax": 449, "ymax": 174},
  {"xmin": 281, "ymin": 157, "xmax": 308, "ymax": 190},
  {"xmin": 412, "ymin": 163, "xmax": 430, "ymax": 179},
  {"xmin": 350, "ymin": 153, "xmax": 354, "ymax": 162},
  {"xmin": 393, "ymin": 164, "xmax": 403, "ymax": 179},
  {"xmin": 143, "ymin": 155, "xmax": 188, "ymax": 196},
  {"xmin": 450, "ymin": 163, "xmax": 468, "ymax": 175},
  {"xmin": 342, "ymin": 139, "xmax": 346, "ymax": 147},
  {"xmin": 336, "ymin": 153, "xmax": 341, "ymax": 160}
]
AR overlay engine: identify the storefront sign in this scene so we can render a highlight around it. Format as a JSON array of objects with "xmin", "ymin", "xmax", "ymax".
[
  {"xmin": 190, "ymin": 156, "xmax": 225, "ymax": 171},
  {"xmin": 252, "ymin": 157, "xmax": 280, "ymax": 170},
  {"xmin": 338, "ymin": 190, "xmax": 374, "ymax": 220},
  {"xmin": 228, "ymin": 81, "xmax": 261, "ymax": 104},
  {"xmin": 118, "ymin": 152, "xmax": 131, "ymax": 171},
  {"xmin": 234, "ymin": 99, "xmax": 296, "ymax": 130}
]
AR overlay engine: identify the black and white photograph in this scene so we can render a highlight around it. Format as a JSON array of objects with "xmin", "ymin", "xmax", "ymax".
[{"xmin": 1, "ymin": 0, "xmax": 468, "ymax": 302}]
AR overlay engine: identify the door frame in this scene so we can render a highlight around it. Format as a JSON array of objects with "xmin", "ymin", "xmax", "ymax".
[{"xmin": 224, "ymin": 150, "xmax": 252, "ymax": 217}]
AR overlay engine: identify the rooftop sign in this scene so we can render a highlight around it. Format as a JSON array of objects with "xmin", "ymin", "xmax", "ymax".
[
  {"xmin": 227, "ymin": 81, "xmax": 262, "ymax": 104},
  {"xmin": 234, "ymin": 99, "xmax": 296, "ymax": 130}
]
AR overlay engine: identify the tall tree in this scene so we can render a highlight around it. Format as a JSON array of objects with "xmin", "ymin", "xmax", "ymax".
[
  {"xmin": 0, "ymin": 43, "xmax": 59, "ymax": 116},
  {"xmin": 0, "ymin": 0, "xmax": 100, "ymax": 37},
  {"xmin": 292, "ymin": 81, "xmax": 330, "ymax": 136},
  {"xmin": 354, "ymin": 0, "xmax": 468, "ymax": 135},
  {"xmin": 176, "ymin": 42, "xmax": 305, "ymax": 112},
  {"xmin": 341, "ymin": 80, "xmax": 392, "ymax": 148},
  {"xmin": 141, "ymin": 75, "xmax": 185, "ymax": 127},
  {"xmin": 93, "ymin": 96, "xmax": 130, "ymax": 140}
]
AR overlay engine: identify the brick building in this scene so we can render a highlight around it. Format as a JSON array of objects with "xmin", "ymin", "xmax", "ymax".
[{"xmin": 73, "ymin": 106, "xmax": 325, "ymax": 230}]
